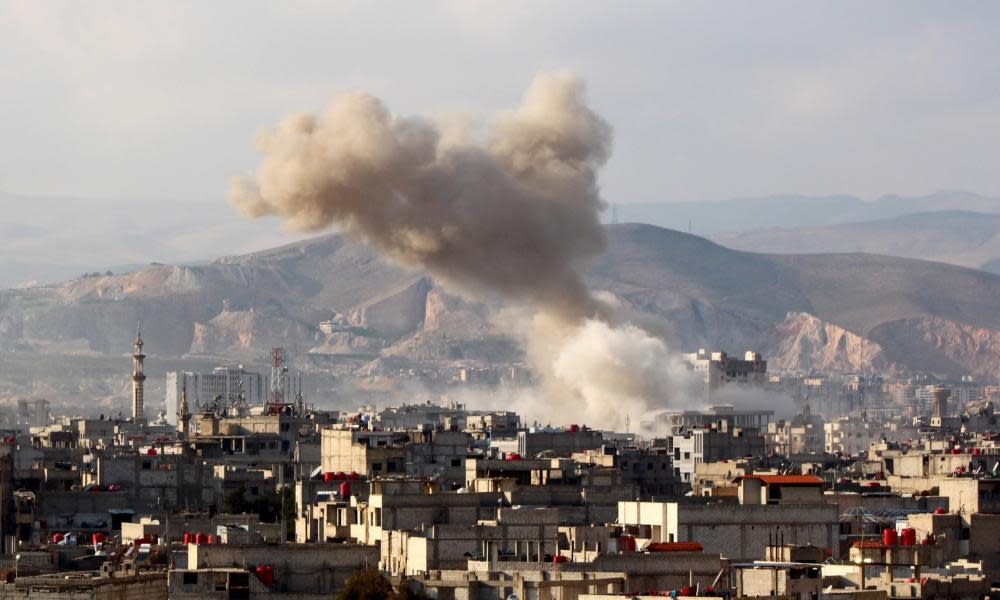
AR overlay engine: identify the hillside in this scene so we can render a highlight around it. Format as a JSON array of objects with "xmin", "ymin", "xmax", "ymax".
[
  {"xmin": 713, "ymin": 211, "xmax": 1000, "ymax": 274},
  {"xmin": 3, "ymin": 224, "xmax": 1000, "ymax": 406}
]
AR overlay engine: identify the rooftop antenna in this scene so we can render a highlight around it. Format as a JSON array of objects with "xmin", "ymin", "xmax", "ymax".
[
  {"xmin": 610, "ymin": 203, "xmax": 619, "ymax": 225},
  {"xmin": 269, "ymin": 347, "xmax": 286, "ymax": 415}
]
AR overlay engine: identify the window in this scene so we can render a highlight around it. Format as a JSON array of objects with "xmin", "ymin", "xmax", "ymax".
[
  {"xmin": 451, "ymin": 458, "xmax": 461, "ymax": 467},
  {"xmin": 142, "ymin": 461, "xmax": 151, "ymax": 470},
  {"xmin": 183, "ymin": 572, "xmax": 198, "ymax": 585}
]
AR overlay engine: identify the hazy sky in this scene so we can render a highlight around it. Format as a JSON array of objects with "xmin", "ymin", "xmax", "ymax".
[{"xmin": 2, "ymin": 1, "xmax": 999, "ymax": 206}]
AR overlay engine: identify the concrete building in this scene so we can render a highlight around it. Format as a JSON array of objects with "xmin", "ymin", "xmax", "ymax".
[
  {"xmin": 170, "ymin": 542, "xmax": 379, "ymax": 597},
  {"xmin": 825, "ymin": 417, "xmax": 885, "ymax": 455},
  {"xmin": 766, "ymin": 404, "xmax": 824, "ymax": 456},
  {"xmin": 666, "ymin": 424, "xmax": 765, "ymax": 484},
  {"xmin": 683, "ymin": 348, "xmax": 767, "ymax": 400},
  {"xmin": 320, "ymin": 428, "xmax": 408, "ymax": 477},
  {"xmin": 516, "ymin": 428, "xmax": 604, "ymax": 458},
  {"xmin": 647, "ymin": 404, "xmax": 773, "ymax": 436},
  {"xmin": 165, "ymin": 366, "xmax": 266, "ymax": 425},
  {"xmin": 618, "ymin": 494, "xmax": 839, "ymax": 562}
]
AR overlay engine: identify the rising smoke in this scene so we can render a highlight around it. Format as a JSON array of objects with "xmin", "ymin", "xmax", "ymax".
[{"xmin": 230, "ymin": 72, "xmax": 697, "ymax": 430}]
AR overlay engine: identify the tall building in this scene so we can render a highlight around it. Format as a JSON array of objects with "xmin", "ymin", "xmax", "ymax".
[
  {"xmin": 165, "ymin": 366, "xmax": 266, "ymax": 425},
  {"xmin": 131, "ymin": 329, "xmax": 146, "ymax": 420},
  {"xmin": 683, "ymin": 349, "xmax": 767, "ymax": 401}
]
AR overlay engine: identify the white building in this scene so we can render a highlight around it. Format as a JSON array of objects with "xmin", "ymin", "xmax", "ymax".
[{"xmin": 165, "ymin": 366, "xmax": 266, "ymax": 425}]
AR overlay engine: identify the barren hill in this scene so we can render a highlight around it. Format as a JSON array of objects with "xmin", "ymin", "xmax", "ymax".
[{"xmin": 3, "ymin": 224, "xmax": 1000, "ymax": 404}]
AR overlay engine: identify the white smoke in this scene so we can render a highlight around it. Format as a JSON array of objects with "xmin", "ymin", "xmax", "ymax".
[{"xmin": 230, "ymin": 72, "xmax": 696, "ymax": 430}]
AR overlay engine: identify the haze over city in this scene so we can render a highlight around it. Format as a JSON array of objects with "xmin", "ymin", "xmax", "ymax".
[{"xmin": 2, "ymin": 3, "xmax": 1000, "ymax": 598}]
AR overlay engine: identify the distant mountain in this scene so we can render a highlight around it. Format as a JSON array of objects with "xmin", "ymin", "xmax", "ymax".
[
  {"xmin": 712, "ymin": 211, "xmax": 1000, "ymax": 275},
  {"xmin": 616, "ymin": 190, "xmax": 1000, "ymax": 236},
  {"xmin": 0, "ymin": 190, "xmax": 306, "ymax": 288},
  {"xmin": 2, "ymin": 224, "xmax": 1000, "ymax": 408},
  {"xmin": 6, "ymin": 189, "xmax": 997, "ymax": 289}
]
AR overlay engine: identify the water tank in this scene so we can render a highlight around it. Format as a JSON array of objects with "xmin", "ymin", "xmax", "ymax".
[
  {"xmin": 619, "ymin": 535, "xmax": 636, "ymax": 552},
  {"xmin": 255, "ymin": 565, "xmax": 274, "ymax": 586},
  {"xmin": 900, "ymin": 528, "xmax": 917, "ymax": 546},
  {"xmin": 340, "ymin": 481, "xmax": 352, "ymax": 498},
  {"xmin": 92, "ymin": 533, "xmax": 106, "ymax": 545},
  {"xmin": 195, "ymin": 533, "xmax": 208, "ymax": 545},
  {"xmin": 323, "ymin": 472, "xmax": 336, "ymax": 481},
  {"xmin": 183, "ymin": 532, "xmax": 192, "ymax": 544},
  {"xmin": 882, "ymin": 528, "xmax": 897, "ymax": 546}
]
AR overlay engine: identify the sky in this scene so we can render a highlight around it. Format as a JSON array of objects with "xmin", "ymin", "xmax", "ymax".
[{"xmin": 1, "ymin": 1, "xmax": 999, "ymax": 284}]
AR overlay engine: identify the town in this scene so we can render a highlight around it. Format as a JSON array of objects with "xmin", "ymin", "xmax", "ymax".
[{"xmin": 0, "ymin": 333, "xmax": 997, "ymax": 599}]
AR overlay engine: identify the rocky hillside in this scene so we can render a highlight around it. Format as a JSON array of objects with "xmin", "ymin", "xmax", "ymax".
[{"xmin": 3, "ymin": 224, "xmax": 1000, "ymax": 392}]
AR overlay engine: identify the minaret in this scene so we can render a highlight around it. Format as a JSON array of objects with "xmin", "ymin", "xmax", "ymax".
[
  {"xmin": 179, "ymin": 382, "xmax": 191, "ymax": 438},
  {"xmin": 131, "ymin": 328, "xmax": 146, "ymax": 420}
]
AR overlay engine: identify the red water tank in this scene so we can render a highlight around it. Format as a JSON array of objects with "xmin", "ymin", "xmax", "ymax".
[
  {"xmin": 568, "ymin": 424, "xmax": 579, "ymax": 432},
  {"xmin": 195, "ymin": 533, "xmax": 208, "ymax": 545},
  {"xmin": 619, "ymin": 535, "xmax": 636, "ymax": 552},
  {"xmin": 934, "ymin": 507, "xmax": 947, "ymax": 514},
  {"xmin": 147, "ymin": 448, "xmax": 157, "ymax": 456},
  {"xmin": 323, "ymin": 472, "xmax": 336, "ymax": 481},
  {"xmin": 974, "ymin": 448, "xmax": 982, "ymax": 456},
  {"xmin": 183, "ymin": 532, "xmax": 192, "ymax": 544},
  {"xmin": 340, "ymin": 481, "xmax": 351, "ymax": 498},
  {"xmin": 882, "ymin": 528, "xmax": 898, "ymax": 546},
  {"xmin": 206, "ymin": 535, "xmax": 215, "ymax": 545},
  {"xmin": 506, "ymin": 452, "xmax": 522, "ymax": 461},
  {"xmin": 348, "ymin": 471, "xmax": 360, "ymax": 481},
  {"xmin": 900, "ymin": 528, "xmax": 917, "ymax": 546},
  {"xmin": 255, "ymin": 565, "xmax": 274, "ymax": 586},
  {"xmin": 52, "ymin": 532, "xmax": 65, "ymax": 543},
  {"xmin": 551, "ymin": 555, "xmax": 570, "ymax": 563},
  {"xmin": 92, "ymin": 533, "xmax": 106, "ymax": 545}
]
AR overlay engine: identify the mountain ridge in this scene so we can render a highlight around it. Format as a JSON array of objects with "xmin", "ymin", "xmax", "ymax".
[{"xmin": 2, "ymin": 223, "xmax": 999, "ymax": 405}]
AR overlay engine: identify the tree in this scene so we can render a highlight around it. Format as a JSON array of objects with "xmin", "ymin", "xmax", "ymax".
[
  {"xmin": 335, "ymin": 570, "xmax": 429, "ymax": 600},
  {"xmin": 336, "ymin": 569, "xmax": 394, "ymax": 600}
]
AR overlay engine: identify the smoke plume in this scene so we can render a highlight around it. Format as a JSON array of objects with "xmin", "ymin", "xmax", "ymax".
[
  {"xmin": 230, "ymin": 71, "xmax": 608, "ymax": 321},
  {"xmin": 230, "ymin": 72, "xmax": 694, "ymax": 430}
]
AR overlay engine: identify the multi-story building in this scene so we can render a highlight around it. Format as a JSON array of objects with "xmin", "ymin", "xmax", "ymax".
[
  {"xmin": 683, "ymin": 349, "xmax": 767, "ymax": 400},
  {"xmin": 165, "ymin": 366, "xmax": 266, "ymax": 425},
  {"xmin": 665, "ymin": 423, "xmax": 766, "ymax": 484}
]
